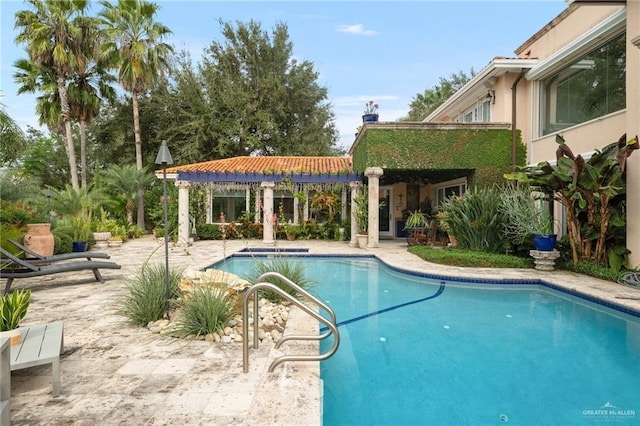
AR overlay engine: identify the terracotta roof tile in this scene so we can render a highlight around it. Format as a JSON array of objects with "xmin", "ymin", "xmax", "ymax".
[{"xmin": 163, "ymin": 156, "xmax": 352, "ymax": 175}]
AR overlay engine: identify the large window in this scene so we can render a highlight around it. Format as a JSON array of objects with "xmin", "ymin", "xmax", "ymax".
[
  {"xmin": 540, "ymin": 33, "xmax": 625, "ymax": 136},
  {"xmin": 212, "ymin": 191, "xmax": 246, "ymax": 222}
]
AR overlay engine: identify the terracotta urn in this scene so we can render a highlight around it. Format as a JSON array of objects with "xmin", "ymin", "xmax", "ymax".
[{"xmin": 23, "ymin": 223, "xmax": 54, "ymax": 258}]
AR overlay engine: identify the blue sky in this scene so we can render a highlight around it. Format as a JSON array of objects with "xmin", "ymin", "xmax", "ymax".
[{"xmin": 1, "ymin": 0, "xmax": 568, "ymax": 152}]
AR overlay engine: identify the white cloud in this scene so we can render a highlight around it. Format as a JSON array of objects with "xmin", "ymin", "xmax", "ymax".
[{"xmin": 335, "ymin": 24, "xmax": 378, "ymax": 36}]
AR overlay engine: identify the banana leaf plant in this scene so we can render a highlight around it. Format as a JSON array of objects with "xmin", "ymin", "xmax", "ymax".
[{"xmin": 506, "ymin": 134, "xmax": 638, "ymax": 267}]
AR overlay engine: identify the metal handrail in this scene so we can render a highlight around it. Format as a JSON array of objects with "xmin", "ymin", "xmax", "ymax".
[{"xmin": 242, "ymin": 272, "xmax": 340, "ymax": 373}]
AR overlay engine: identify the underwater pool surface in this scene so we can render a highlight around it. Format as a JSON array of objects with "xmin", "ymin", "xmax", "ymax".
[{"xmin": 215, "ymin": 256, "xmax": 640, "ymax": 425}]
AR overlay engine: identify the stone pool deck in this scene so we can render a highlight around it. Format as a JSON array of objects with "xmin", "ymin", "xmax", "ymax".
[{"xmin": 6, "ymin": 236, "xmax": 640, "ymax": 425}]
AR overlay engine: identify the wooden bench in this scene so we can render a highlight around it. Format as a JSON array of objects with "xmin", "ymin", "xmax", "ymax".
[{"xmin": 10, "ymin": 321, "xmax": 64, "ymax": 397}]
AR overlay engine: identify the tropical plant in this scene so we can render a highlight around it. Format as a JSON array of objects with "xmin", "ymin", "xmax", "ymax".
[
  {"xmin": 69, "ymin": 212, "xmax": 92, "ymax": 242},
  {"xmin": 117, "ymin": 263, "xmax": 183, "ymax": 326},
  {"xmin": 170, "ymin": 286, "xmax": 236, "ymax": 338},
  {"xmin": 102, "ymin": 164, "xmax": 156, "ymax": 224},
  {"xmin": 353, "ymin": 188, "xmax": 368, "ymax": 234},
  {"xmin": 98, "ymin": 0, "xmax": 174, "ymax": 230},
  {"xmin": 15, "ymin": 0, "xmax": 91, "ymax": 190},
  {"xmin": 500, "ymin": 183, "xmax": 555, "ymax": 245},
  {"xmin": 404, "ymin": 210, "xmax": 429, "ymax": 229},
  {"xmin": 507, "ymin": 134, "xmax": 639, "ymax": 266},
  {"xmin": 247, "ymin": 257, "xmax": 315, "ymax": 303},
  {"xmin": 0, "ymin": 289, "xmax": 31, "ymax": 331},
  {"xmin": 439, "ymin": 187, "xmax": 507, "ymax": 253}
]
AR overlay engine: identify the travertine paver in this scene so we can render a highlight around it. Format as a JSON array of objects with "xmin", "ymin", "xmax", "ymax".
[{"xmin": 7, "ymin": 236, "xmax": 640, "ymax": 425}]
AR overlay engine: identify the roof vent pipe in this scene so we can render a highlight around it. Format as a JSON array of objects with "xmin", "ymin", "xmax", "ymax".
[{"xmin": 511, "ymin": 69, "xmax": 526, "ymax": 169}]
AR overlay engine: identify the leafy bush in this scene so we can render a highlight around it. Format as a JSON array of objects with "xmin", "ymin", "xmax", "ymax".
[
  {"xmin": 247, "ymin": 256, "xmax": 315, "ymax": 303},
  {"xmin": 556, "ymin": 259, "xmax": 619, "ymax": 282},
  {"xmin": 0, "ymin": 202, "xmax": 33, "ymax": 226},
  {"xmin": 196, "ymin": 223, "xmax": 223, "ymax": 240},
  {"xmin": 53, "ymin": 232, "xmax": 72, "ymax": 255},
  {"xmin": 170, "ymin": 286, "xmax": 236, "ymax": 338},
  {"xmin": 117, "ymin": 264, "xmax": 183, "ymax": 326},
  {"xmin": 439, "ymin": 187, "xmax": 507, "ymax": 253},
  {"xmin": 409, "ymin": 246, "xmax": 534, "ymax": 268}
]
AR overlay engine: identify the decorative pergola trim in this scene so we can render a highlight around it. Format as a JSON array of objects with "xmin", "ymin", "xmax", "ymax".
[{"xmin": 176, "ymin": 171, "xmax": 362, "ymax": 184}]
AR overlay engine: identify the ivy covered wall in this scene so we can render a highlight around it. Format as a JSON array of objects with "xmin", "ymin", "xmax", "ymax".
[{"xmin": 352, "ymin": 127, "xmax": 525, "ymax": 188}]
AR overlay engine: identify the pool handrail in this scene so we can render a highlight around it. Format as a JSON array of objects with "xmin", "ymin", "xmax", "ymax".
[
  {"xmin": 242, "ymin": 273, "xmax": 340, "ymax": 373},
  {"xmin": 256, "ymin": 272, "xmax": 337, "ymax": 347}
]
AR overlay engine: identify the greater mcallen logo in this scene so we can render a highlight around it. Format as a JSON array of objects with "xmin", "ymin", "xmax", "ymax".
[{"xmin": 583, "ymin": 402, "xmax": 636, "ymax": 422}]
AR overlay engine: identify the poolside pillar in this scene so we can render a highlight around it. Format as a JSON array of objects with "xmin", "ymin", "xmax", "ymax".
[
  {"xmin": 365, "ymin": 167, "xmax": 383, "ymax": 248},
  {"xmin": 261, "ymin": 182, "xmax": 275, "ymax": 245},
  {"xmin": 176, "ymin": 181, "xmax": 191, "ymax": 245},
  {"xmin": 205, "ymin": 186, "xmax": 213, "ymax": 224},
  {"xmin": 349, "ymin": 182, "xmax": 361, "ymax": 247}
]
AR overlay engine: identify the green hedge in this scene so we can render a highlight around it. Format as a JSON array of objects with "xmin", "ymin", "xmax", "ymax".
[{"xmin": 353, "ymin": 128, "xmax": 525, "ymax": 188}]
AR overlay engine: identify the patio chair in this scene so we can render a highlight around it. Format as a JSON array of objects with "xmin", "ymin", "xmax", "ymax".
[
  {"xmin": 7, "ymin": 238, "xmax": 111, "ymax": 264},
  {"xmin": 0, "ymin": 247, "xmax": 121, "ymax": 294}
]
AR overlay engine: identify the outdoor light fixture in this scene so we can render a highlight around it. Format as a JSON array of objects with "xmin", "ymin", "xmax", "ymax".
[
  {"xmin": 46, "ymin": 187, "xmax": 52, "ymax": 218},
  {"xmin": 155, "ymin": 140, "xmax": 174, "ymax": 319}
]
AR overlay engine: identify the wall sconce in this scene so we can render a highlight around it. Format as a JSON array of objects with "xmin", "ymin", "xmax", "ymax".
[
  {"xmin": 487, "ymin": 89, "xmax": 496, "ymax": 104},
  {"xmin": 396, "ymin": 193, "xmax": 404, "ymax": 211}
]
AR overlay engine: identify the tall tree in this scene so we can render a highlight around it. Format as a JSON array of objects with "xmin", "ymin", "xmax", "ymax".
[
  {"xmin": 98, "ymin": 0, "xmax": 174, "ymax": 230},
  {"xmin": 68, "ymin": 16, "xmax": 117, "ymax": 188},
  {"xmin": 402, "ymin": 69, "xmax": 476, "ymax": 121},
  {"xmin": 200, "ymin": 19, "xmax": 339, "ymax": 156},
  {"xmin": 15, "ymin": 0, "xmax": 90, "ymax": 190}
]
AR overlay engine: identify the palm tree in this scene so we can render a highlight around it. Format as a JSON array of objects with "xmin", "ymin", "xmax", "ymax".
[
  {"xmin": 102, "ymin": 164, "xmax": 155, "ymax": 225},
  {"xmin": 68, "ymin": 16, "xmax": 117, "ymax": 188},
  {"xmin": 13, "ymin": 58, "xmax": 66, "ymax": 138},
  {"xmin": 98, "ymin": 0, "xmax": 173, "ymax": 230},
  {"xmin": 0, "ymin": 104, "xmax": 27, "ymax": 166},
  {"xmin": 15, "ymin": 0, "xmax": 91, "ymax": 190}
]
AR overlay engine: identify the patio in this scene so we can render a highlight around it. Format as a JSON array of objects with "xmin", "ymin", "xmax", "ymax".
[{"xmin": 6, "ymin": 236, "xmax": 640, "ymax": 425}]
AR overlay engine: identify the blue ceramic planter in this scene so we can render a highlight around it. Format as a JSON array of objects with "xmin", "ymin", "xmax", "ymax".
[
  {"xmin": 362, "ymin": 114, "xmax": 379, "ymax": 123},
  {"xmin": 72, "ymin": 241, "xmax": 88, "ymax": 252},
  {"xmin": 533, "ymin": 234, "xmax": 557, "ymax": 251}
]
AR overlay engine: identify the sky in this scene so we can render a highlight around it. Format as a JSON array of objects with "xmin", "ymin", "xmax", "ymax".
[{"xmin": 0, "ymin": 0, "xmax": 569, "ymax": 153}]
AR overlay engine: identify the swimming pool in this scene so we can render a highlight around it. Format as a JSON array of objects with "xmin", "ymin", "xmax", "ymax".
[{"xmin": 214, "ymin": 255, "xmax": 640, "ymax": 425}]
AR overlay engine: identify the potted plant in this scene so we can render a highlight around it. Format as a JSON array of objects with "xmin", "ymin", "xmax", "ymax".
[
  {"xmin": 70, "ymin": 214, "xmax": 92, "ymax": 252},
  {"xmin": 404, "ymin": 209, "xmax": 429, "ymax": 246},
  {"xmin": 0, "ymin": 289, "xmax": 31, "ymax": 345},
  {"xmin": 354, "ymin": 190, "xmax": 369, "ymax": 248},
  {"xmin": 362, "ymin": 100, "xmax": 379, "ymax": 123},
  {"xmin": 283, "ymin": 223, "xmax": 300, "ymax": 241},
  {"xmin": 500, "ymin": 183, "xmax": 556, "ymax": 251},
  {"xmin": 92, "ymin": 208, "xmax": 113, "ymax": 248}
]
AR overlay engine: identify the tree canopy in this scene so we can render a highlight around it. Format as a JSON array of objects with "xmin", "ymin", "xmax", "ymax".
[{"xmin": 402, "ymin": 69, "xmax": 476, "ymax": 121}]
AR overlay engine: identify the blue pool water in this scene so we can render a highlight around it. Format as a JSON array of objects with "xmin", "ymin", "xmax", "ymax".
[{"xmin": 214, "ymin": 256, "xmax": 640, "ymax": 425}]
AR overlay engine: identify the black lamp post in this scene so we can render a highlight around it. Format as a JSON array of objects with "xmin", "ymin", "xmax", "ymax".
[
  {"xmin": 155, "ymin": 140, "xmax": 173, "ymax": 319},
  {"xmin": 46, "ymin": 187, "xmax": 52, "ymax": 220}
]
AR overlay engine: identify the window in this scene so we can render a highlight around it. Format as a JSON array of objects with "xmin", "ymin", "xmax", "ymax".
[
  {"xmin": 212, "ymin": 191, "xmax": 246, "ymax": 222},
  {"xmin": 540, "ymin": 33, "xmax": 625, "ymax": 136},
  {"xmin": 436, "ymin": 179, "xmax": 467, "ymax": 205},
  {"xmin": 459, "ymin": 99, "xmax": 491, "ymax": 123}
]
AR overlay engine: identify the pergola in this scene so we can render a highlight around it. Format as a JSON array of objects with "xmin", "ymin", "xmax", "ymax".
[{"xmin": 156, "ymin": 156, "xmax": 384, "ymax": 246}]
